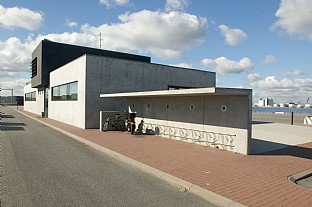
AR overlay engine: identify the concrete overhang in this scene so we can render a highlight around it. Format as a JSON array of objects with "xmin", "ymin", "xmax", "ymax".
[{"xmin": 100, "ymin": 87, "xmax": 252, "ymax": 98}]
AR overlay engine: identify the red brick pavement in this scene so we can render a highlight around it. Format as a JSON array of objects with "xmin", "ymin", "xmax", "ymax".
[{"xmin": 20, "ymin": 109, "xmax": 312, "ymax": 207}]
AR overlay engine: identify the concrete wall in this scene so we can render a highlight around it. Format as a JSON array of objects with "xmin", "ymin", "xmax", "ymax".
[
  {"xmin": 85, "ymin": 55, "xmax": 216, "ymax": 128},
  {"xmin": 48, "ymin": 56, "xmax": 87, "ymax": 128},
  {"xmin": 127, "ymin": 94, "xmax": 251, "ymax": 154},
  {"xmin": 31, "ymin": 42, "xmax": 42, "ymax": 88},
  {"xmin": 27, "ymin": 54, "xmax": 215, "ymax": 129},
  {"xmin": 31, "ymin": 40, "xmax": 151, "ymax": 88},
  {"xmin": 24, "ymin": 84, "xmax": 44, "ymax": 115}
]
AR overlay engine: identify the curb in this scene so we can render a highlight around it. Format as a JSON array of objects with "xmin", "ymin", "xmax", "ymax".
[
  {"xmin": 288, "ymin": 168, "xmax": 312, "ymax": 190},
  {"xmin": 14, "ymin": 108, "xmax": 246, "ymax": 207}
]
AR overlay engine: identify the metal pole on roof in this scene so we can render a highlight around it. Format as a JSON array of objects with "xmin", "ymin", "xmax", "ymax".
[{"xmin": 100, "ymin": 32, "xmax": 102, "ymax": 49}]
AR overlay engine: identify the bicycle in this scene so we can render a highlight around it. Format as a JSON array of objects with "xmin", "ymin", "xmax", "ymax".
[{"xmin": 102, "ymin": 114, "xmax": 125, "ymax": 132}]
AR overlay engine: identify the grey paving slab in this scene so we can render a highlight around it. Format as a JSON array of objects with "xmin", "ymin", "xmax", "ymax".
[{"xmin": 251, "ymin": 123, "xmax": 312, "ymax": 154}]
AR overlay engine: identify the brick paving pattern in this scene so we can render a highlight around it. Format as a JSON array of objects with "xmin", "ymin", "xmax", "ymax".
[{"xmin": 20, "ymin": 110, "xmax": 312, "ymax": 207}]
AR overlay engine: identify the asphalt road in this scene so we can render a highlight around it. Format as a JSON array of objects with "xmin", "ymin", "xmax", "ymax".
[{"xmin": 0, "ymin": 106, "xmax": 215, "ymax": 207}]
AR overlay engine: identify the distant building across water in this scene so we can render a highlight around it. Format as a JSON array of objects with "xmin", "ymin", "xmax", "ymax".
[
  {"xmin": 257, "ymin": 98, "xmax": 273, "ymax": 107},
  {"xmin": 254, "ymin": 97, "xmax": 311, "ymax": 109}
]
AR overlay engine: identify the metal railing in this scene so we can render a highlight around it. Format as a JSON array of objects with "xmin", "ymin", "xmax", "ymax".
[{"xmin": 142, "ymin": 122, "xmax": 236, "ymax": 150}]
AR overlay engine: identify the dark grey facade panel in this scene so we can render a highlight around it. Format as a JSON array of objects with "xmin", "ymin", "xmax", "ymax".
[{"xmin": 31, "ymin": 40, "xmax": 151, "ymax": 88}]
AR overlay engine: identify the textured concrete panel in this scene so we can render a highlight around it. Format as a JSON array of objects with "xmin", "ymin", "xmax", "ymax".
[{"xmin": 127, "ymin": 94, "xmax": 251, "ymax": 154}]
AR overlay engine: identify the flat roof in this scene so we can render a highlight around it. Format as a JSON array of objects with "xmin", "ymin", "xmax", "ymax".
[{"xmin": 100, "ymin": 87, "xmax": 252, "ymax": 98}]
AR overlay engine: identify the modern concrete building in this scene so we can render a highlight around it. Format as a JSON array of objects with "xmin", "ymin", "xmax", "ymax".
[
  {"xmin": 101, "ymin": 88, "xmax": 252, "ymax": 154},
  {"xmin": 24, "ymin": 40, "xmax": 252, "ymax": 154},
  {"xmin": 257, "ymin": 98, "xmax": 273, "ymax": 107},
  {"xmin": 25, "ymin": 40, "xmax": 216, "ymax": 128}
]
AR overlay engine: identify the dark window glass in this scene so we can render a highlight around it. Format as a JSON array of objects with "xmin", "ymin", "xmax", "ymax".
[
  {"xmin": 52, "ymin": 81, "xmax": 78, "ymax": 101},
  {"xmin": 31, "ymin": 58, "xmax": 37, "ymax": 78},
  {"xmin": 25, "ymin": 91, "xmax": 36, "ymax": 101}
]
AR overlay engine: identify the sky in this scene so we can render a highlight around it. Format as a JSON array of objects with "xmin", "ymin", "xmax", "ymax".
[{"xmin": 0, "ymin": 0, "xmax": 312, "ymax": 104}]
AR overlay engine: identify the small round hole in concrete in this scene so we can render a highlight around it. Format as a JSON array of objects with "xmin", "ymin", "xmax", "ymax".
[{"xmin": 221, "ymin": 105, "xmax": 227, "ymax": 112}]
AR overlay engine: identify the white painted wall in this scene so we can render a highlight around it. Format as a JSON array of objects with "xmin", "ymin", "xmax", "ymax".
[
  {"xmin": 24, "ymin": 83, "xmax": 44, "ymax": 115},
  {"xmin": 49, "ymin": 55, "xmax": 87, "ymax": 128}
]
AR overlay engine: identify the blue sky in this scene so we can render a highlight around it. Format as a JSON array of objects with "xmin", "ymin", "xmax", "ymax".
[{"xmin": 0, "ymin": 0, "xmax": 312, "ymax": 104}]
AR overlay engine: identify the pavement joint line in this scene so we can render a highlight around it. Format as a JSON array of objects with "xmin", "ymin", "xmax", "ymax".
[{"xmin": 13, "ymin": 108, "xmax": 247, "ymax": 207}]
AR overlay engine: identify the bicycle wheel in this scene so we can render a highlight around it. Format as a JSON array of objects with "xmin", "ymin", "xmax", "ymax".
[
  {"xmin": 115, "ymin": 120, "xmax": 125, "ymax": 131},
  {"xmin": 102, "ymin": 121, "xmax": 109, "ymax": 131}
]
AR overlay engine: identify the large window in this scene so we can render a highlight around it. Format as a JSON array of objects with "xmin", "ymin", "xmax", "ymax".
[
  {"xmin": 25, "ymin": 91, "xmax": 36, "ymax": 101},
  {"xmin": 52, "ymin": 81, "xmax": 78, "ymax": 101}
]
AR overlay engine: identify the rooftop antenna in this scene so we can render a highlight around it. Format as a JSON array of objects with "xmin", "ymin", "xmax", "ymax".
[{"xmin": 99, "ymin": 32, "xmax": 103, "ymax": 49}]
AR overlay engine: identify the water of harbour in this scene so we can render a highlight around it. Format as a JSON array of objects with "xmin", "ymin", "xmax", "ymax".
[{"xmin": 253, "ymin": 107, "xmax": 312, "ymax": 114}]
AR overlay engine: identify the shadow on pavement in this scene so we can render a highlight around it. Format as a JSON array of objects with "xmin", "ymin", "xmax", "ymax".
[
  {"xmin": 261, "ymin": 145, "xmax": 312, "ymax": 160},
  {"xmin": 251, "ymin": 138, "xmax": 312, "ymax": 160},
  {"xmin": 1, "ymin": 122, "xmax": 26, "ymax": 126},
  {"xmin": 1, "ymin": 114, "xmax": 15, "ymax": 118},
  {"xmin": 250, "ymin": 138, "xmax": 289, "ymax": 154},
  {"xmin": 0, "ymin": 122, "xmax": 26, "ymax": 131},
  {"xmin": 252, "ymin": 121, "xmax": 273, "ymax": 125}
]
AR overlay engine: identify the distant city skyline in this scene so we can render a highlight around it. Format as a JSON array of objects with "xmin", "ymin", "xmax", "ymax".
[
  {"xmin": 0, "ymin": 0, "xmax": 311, "ymax": 103},
  {"xmin": 255, "ymin": 97, "xmax": 311, "ymax": 106}
]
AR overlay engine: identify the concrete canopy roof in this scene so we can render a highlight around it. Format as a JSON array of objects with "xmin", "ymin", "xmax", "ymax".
[{"xmin": 100, "ymin": 87, "xmax": 252, "ymax": 98}]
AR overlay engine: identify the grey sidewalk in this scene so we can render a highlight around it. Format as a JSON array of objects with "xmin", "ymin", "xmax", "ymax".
[
  {"xmin": 251, "ymin": 123, "xmax": 312, "ymax": 154},
  {"xmin": 10, "ymin": 107, "xmax": 312, "ymax": 206}
]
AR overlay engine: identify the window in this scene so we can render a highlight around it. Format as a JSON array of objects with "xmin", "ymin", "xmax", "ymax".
[
  {"xmin": 52, "ymin": 81, "xmax": 78, "ymax": 101},
  {"xmin": 25, "ymin": 91, "xmax": 36, "ymax": 101}
]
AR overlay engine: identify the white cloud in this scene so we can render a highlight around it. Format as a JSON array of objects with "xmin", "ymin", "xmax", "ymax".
[
  {"xmin": 251, "ymin": 76, "xmax": 299, "ymax": 92},
  {"xmin": 81, "ymin": 10, "xmax": 207, "ymax": 59},
  {"xmin": 0, "ymin": 9, "xmax": 207, "ymax": 82},
  {"xmin": 165, "ymin": 0, "xmax": 190, "ymax": 12},
  {"xmin": 283, "ymin": 69, "xmax": 307, "ymax": 77},
  {"xmin": 99, "ymin": 0, "xmax": 129, "ymax": 8},
  {"xmin": 218, "ymin": 25, "xmax": 247, "ymax": 46},
  {"xmin": 0, "ymin": 71, "xmax": 18, "ymax": 78},
  {"xmin": 201, "ymin": 57, "xmax": 254, "ymax": 75},
  {"xmin": 66, "ymin": 20, "xmax": 78, "ymax": 27},
  {"xmin": 0, "ymin": 36, "xmax": 38, "ymax": 77},
  {"xmin": 0, "ymin": 4, "xmax": 43, "ymax": 30},
  {"xmin": 272, "ymin": 0, "xmax": 312, "ymax": 41},
  {"xmin": 216, "ymin": 78, "xmax": 222, "ymax": 86},
  {"xmin": 263, "ymin": 55, "xmax": 277, "ymax": 64},
  {"xmin": 171, "ymin": 63, "xmax": 192, "ymax": 68},
  {"xmin": 250, "ymin": 75, "xmax": 312, "ymax": 103},
  {"xmin": 247, "ymin": 73, "xmax": 261, "ymax": 82},
  {"xmin": 0, "ymin": 79, "xmax": 29, "ymax": 96}
]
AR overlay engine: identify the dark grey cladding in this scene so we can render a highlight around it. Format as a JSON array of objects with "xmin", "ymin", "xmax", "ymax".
[{"xmin": 31, "ymin": 39, "xmax": 151, "ymax": 88}]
